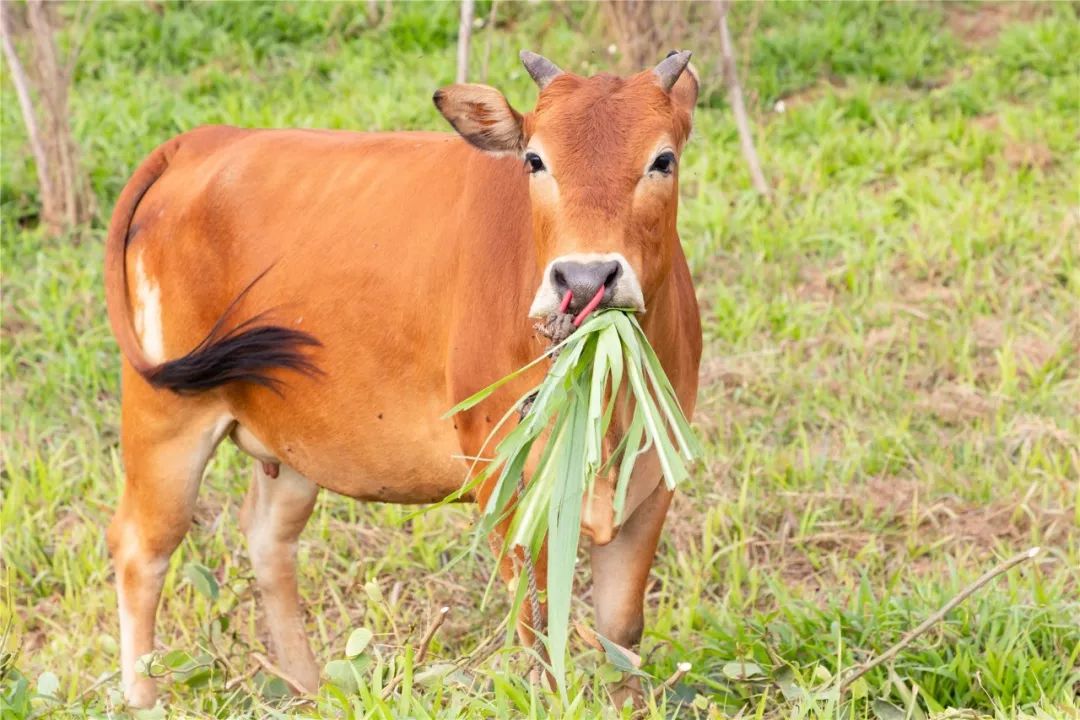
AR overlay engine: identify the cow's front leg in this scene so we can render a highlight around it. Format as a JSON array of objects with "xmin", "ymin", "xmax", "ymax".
[{"xmin": 589, "ymin": 480, "xmax": 673, "ymax": 648}]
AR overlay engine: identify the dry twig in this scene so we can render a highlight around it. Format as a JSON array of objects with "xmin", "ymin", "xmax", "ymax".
[
  {"xmin": 838, "ymin": 546, "xmax": 1041, "ymax": 693},
  {"xmin": 456, "ymin": 0, "xmax": 474, "ymax": 83},
  {"xmin": 714, "ymin": 0, "xmax": 771, "ymax": 198},
  {"xmin": 1, "ymin": 0, "xmax": 95, "ymax": 232},
  {"xmin": 1, "ymin": 5, "xmax": 53, "ymax": 217},
  {"xmin": 380, "ymin": 606, "xmax": 450, "ymax": 699},
  {"xmin": 480, "ymin": 0, "xmax": 498, "ymax": 82},
  {"xmin": 416, "ymin": 605, "xmax": 450, "ymax": 664},
  {"xmin": 653, "ymin": 661, "xmax": 692, "ymax": 700}
]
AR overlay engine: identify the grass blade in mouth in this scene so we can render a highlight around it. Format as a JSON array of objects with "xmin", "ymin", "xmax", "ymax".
[{"xmin": 447, "ymin": 309, "xmax": 700, "ymax": 697}]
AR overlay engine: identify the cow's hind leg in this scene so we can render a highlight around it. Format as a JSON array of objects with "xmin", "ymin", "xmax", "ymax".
[
  {"xmin": 107, "ymin": 371, "xmax": 232, "ymax": 708},
  {"xmin": 239, "ymin": 461, "xmax": 319, "ymax": 693}
]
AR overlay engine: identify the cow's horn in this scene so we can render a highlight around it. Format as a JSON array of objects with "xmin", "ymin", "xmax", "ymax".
[
  {"xmin": 520, "ymin": 50, "xmax": 562, "ymax": 90},
  {"xmin": 654, "ymin": 50, "xmax": 692, "ymax": 93}
]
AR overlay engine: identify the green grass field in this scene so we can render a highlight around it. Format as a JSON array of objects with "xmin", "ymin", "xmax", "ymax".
[{"xmin": 2, "ymin": 2, "xmax": 1078, "ymax": 718}]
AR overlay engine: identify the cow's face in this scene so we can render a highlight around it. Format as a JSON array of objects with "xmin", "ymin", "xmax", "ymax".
[{"xmin": 435, "ymin": 51, "xmax": 698, "ymax": 317}]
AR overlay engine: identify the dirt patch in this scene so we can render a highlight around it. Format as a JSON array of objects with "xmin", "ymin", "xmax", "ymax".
[
  {"xmin": 847, "ymin": 475, "xmax": 1076, "ymax": 550},
  {"xmin": 663, "ymin": 470, "xmax": 1076, "ymax": 605},
  {"xmin": 919, "ymin": 383, "xmax": 997, "ymax": 424},
  {"xmin": 1003, "ymin": 140, "xmax": 1056, "ymax": 171},
  {"xmin": 945, "ymin": 2, "xmax": 1050, "ymax": 45}
]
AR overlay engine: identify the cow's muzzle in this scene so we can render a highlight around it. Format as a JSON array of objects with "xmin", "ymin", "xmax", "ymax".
[
  {"xmin": 550, "ymin": 260, "xmax": 620, "ymax": 314},
  {"xmin": 528, "ymin": 252, "xmax": 645, "ymax": 318}
]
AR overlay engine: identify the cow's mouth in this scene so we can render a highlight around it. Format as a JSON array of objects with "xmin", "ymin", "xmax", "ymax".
[{"xmin": 533, "ymin": 287, "xmax": 607, "ymax": 349}]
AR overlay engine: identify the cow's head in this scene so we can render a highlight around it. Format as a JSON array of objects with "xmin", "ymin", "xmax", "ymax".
[{"xmin": 434, "ymin": 51, "xmax": 698, "ymax": 317}]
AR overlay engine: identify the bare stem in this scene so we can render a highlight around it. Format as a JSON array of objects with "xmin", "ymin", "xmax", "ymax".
[
  {"xmin": 0, "ymin": 5, "xmax": 55, "ymax": 219},
  {"xmin": 838, "ymin": 546, "xmax": 1041, "ymax": 693},
  {"xmin": 380, "ymin": 606, "xmax": 451, "ymax": 699},
  {"xmin": 480, "ymin": 0, "xmax": 498, "ymax": 82},
  {"xmin": 715, "ymin": 0, "xmax": 770, "ymax": 198},
  {"xmin": 456, "ymin": 0, "xmax": 474, "ymax": 83},
  {"xmin": 416, "ymin": 605, "xmax": 450, "ymax": 664},
  {"xmin": 653, "ymin": 661, "xmax": 692, "ymax": 700}
]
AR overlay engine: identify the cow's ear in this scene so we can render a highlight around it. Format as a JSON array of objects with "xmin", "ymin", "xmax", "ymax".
[
  {"xmin": 670, "ymin": 61, "xmax": 699, "ymax": 116},
  {"xmin": 433, "ymin": 84, "xmax": 524, "ymax": 154}
]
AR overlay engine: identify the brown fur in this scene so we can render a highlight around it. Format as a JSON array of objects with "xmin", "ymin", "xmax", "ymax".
[{"xmin": 105, "ymin": 59, "xmax": 702, "ymax": 707}]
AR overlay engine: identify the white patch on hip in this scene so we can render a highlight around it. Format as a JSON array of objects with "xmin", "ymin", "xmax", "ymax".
[
  {"xmin": 133, "ymin": 253, "xmax": 165, "ymax": 364},
  {"xmin": 528, "ymin": 252, "xmax": 645, "ymax": 318}
]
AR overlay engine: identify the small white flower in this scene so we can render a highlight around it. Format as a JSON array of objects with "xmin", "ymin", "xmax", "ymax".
[
  {"xmin": 774, "ymin": 100, "xmax": 787, "ymax": 114},
  {"xmin": 607, "ymin": 44, "xmax": 618, "ymax": 55}
]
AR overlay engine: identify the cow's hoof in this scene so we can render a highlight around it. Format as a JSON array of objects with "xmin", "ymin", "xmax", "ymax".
[
  {"xmin": 124, "ymin": 678, "xmax": 159, "ymax": 709},
  {"xmin": 609, "ymin": 675, "xmax": 645, "ymax": 710}
]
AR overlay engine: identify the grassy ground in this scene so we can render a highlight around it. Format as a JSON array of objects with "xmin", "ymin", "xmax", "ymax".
[{"xmin": 2, "ymin": 2, "xmax": 1078, "ymax": 718}]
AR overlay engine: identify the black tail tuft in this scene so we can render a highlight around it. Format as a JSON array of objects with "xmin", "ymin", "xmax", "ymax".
[{"xmin": 146, "ymin": 320, "xmax": 321, "ymax": 394}]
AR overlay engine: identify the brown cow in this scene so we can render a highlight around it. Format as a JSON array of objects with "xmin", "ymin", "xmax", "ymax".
[{"xmin": 105, "ymin": 51, "xmax": 702, "ymax": 707}]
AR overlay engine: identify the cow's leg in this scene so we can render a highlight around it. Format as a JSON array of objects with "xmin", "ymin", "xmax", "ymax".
[
  {"xmin": 107, "ymin": 373, "xmax": 231, "ymax": 708},
  {"xmin": 589, "ymin": 481, "xmax": 673, "ymax": 648},
  {"xmin": 239, "ymin": 461, "xmax": 319, "ymax": 693}
]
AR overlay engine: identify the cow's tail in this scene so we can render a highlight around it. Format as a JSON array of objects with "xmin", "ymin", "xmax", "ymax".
[{"xmin": 104, "ymin": 136, "xmax": 321, "ymax": 395}]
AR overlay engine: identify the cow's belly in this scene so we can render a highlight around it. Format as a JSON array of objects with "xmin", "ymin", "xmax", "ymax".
[
  {"xmin": 216, "ymin": 234, "xmax": 474, "ymax": 503},
  {"xmin": 230, "ymin": 383, "xmax": 470, "ymax": 504}
]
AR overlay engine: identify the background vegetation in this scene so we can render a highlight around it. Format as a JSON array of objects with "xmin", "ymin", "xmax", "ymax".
[{"xmin": 2, "ymin": 2, "xmax": 1077, "ymax": 718}]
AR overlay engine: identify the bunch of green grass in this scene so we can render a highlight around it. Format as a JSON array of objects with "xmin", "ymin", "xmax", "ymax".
[{"xmin": 447, "ymin": 309, "xmax": 702, "ymax": 697}]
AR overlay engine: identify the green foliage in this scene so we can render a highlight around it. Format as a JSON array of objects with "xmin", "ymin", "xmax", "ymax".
[
  {"xmin": 449, "ymin": 310, "xmax": 701, "ymax": 698},
  {"xmin": 2, "ymin": 1, "xmax": 1077, "ymax": 718}
]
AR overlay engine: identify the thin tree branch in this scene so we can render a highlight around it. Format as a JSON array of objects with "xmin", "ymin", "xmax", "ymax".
[
  {"xmin": 63, "ymin": 1, "xmax": 98, "ymax": 84},
  {"xmin": 652, "ymin": 661, "xmax": 692, "ymax": 700},
  {"xmin": 380, "ymin": 606, "xmax": 450, "ymax": 700},
  {"xmin": 415, "ymin": 605, "xmax": 450, "ymax": 664},
  {"xmin": 0, "ymin": 5, "xmax": 55, "ymax": 217},
  {"xmin": 838, "ymin": 546, "xmax": 1041, "ymax": 694},
  {"xmin": 715, "ymin": 0, "xmax": 770, "ymax": 198},
  {"xmin": 480, "ymin": 0, "xmax": 498, "ymax": 83},
  {"xmin": 456, "ymin": 0, "xmax": 474, "ymax": 84}
]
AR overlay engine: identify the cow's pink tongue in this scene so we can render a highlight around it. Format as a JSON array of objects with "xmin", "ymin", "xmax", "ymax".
[{"xmin": 572, "ymin": 285, "xmax": 606, "ymax": 327}]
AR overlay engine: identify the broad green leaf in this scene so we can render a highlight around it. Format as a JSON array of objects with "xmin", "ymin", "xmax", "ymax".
[
  {"xmin": 133, "ymin": 705, "xmax": 167, "ymax": 720},
  {"xmin": 183, "ymin": 562, "xmax": 219, "ymax": 601},
  {"xmin": 722, "ymin": 660, "xmax": 765, "ymax": 680},
  {"xmin": 871, "ymin": 700, "xmax": 907, "ymax": 720},
  {"xmin": 345, "ymin": 627, "xmax": 373, "ymax": 658},
  {"xmin": 596, "ymin": 634, "xmax": 646, "ymax": 677},
  {"xmin": 323, "ymin": 659, "xmax": 358, "ymax": 694},
  {"xmin": 36, "ymin": 671, "xmax": 59, "ymax": 698},
  {"xmin": 774, "ymin": 666, "xmax": 806, "ymax": 702}
]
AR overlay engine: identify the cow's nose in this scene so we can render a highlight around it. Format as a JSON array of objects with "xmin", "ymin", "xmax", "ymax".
[{"xmin": 550, "ymin": 260, "xmax": 622, "ymax": 311}]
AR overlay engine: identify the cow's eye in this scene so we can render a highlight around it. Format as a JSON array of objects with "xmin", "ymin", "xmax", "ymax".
[
  {"xmin": 649, "ymin": 151, "xmax": 676, "ymax": 175},
  {"xmin": 524, "ymin": 152, "xmax": 546, "ymax": 174}
]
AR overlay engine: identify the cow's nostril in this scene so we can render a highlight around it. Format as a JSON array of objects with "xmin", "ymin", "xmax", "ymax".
[
  {"xmin": 602, "ymin": 261, "xmax": 622, "ymax": 290},
  {"xmin": 551, "ymin": 267, "xmax": 569, "ymax": 294}
]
